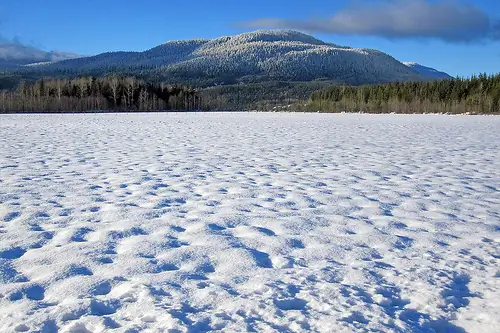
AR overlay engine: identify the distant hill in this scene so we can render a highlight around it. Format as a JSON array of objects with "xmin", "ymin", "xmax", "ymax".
[
  {"xmin": 16, "ymin": 30, "xmax": 430, "ymax": 85},
  {"xmin": 403, "ymin": 62, "xmax": 452, "ymax": 80},
  {"xmin": 0, "ymin": 43, "xmax": 83, "ymax": 69}
]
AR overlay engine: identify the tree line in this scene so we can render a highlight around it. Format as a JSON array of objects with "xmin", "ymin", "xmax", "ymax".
[
  {"xmin": 199, "ymin": 81, "xmax": 335, "ymax": 111},
  {"xmin": 0, "ymin": 76, "xmax": 202, "ymax": 112},
  {"xmin": 302, "ymin": 73, "xmax": 500, "ymax": 114},
  {"xmin": 2, "ymin": 73, "xmax": 500, "ymax": 114}
]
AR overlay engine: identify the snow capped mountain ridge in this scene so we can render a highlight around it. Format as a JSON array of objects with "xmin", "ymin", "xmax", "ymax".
[
  {"xmin": 14, "ymin": 30, "xmax": 449, "ymax": 84},
  {"xmin": 159, "ymin": 30, "xmax": 329, "ymax": 48},
  {"xmin": 217, "ymin": 30, "xmax": 329, "ymax": 46},
  {"xmin": 403, "ymin": 62, "xmax": 452, "ymax": 80}
]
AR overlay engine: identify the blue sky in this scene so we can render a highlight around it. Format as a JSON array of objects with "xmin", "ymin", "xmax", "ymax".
[{"xmin": 0, "ymin": 0, "xmax": 498, "ymax": 77}]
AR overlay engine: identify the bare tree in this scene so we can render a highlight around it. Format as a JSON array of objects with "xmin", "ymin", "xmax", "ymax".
[{"xmin": 109, "ymin": 76, "xmax": 120, "ymax": 108}]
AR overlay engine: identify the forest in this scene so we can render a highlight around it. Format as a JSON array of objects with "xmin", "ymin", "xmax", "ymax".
[
  {"xmin": 1, "ymin": 73, "xmax": 499, "ymax": 114},
  {"xmin": 302, "ymin": 73, "xmax": 500, "ymax": 114},
  {"xmin": 0, "ymin": 76, "xmax": 201, "ymax": 112},
  {"xmin": 199, "ymin": 80, "xmax": 336, "ymax": 111}
]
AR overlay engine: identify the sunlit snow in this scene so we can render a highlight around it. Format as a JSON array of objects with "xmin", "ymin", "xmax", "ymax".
[{"xmin": 0, "ymin": 113, "xmax": 499, "ymax": 333}]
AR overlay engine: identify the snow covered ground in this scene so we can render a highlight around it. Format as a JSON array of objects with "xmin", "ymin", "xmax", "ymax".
[{"xmin": 0, "ymin": 113, "xmax": 499, "ymax": 333}]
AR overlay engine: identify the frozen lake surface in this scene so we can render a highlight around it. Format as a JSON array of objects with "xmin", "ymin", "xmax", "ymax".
[{"xmin": 0, "ymin": 113, "xmax": 499, "ymax": 333}]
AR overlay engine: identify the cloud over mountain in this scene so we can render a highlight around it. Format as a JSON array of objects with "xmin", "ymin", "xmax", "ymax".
[
  {"xmin": 241, "ymin": 0, "xmax": 500, "ymax": 43},
  {"xmin": 0, "ymin": 34, "xmax": 83, "ymax": 67}
]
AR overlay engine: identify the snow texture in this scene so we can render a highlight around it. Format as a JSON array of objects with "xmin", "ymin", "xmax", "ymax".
[{"xmin": 0, "ymin": 113, "xmax": 499, "ymax": 333}]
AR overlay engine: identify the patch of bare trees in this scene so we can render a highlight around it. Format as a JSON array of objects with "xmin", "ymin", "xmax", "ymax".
[{"xmin": 0, "ymin": 76, "xmax": 202, "ymax": 112}]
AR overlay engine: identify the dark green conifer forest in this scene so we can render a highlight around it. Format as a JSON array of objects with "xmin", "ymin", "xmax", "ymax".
[{"xmin": 302, "ymin": 74, "xmax": 500, "ymax": 114}]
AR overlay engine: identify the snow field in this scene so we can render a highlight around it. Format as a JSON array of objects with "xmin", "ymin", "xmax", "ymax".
[{"xmin": 0, "ymin": 113, "xmax": 499, "ymax": 333}]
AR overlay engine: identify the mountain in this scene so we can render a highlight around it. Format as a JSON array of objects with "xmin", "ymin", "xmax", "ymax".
[
  {"xmin": 0, "ymin": 44, "xmax": 83, "ymax": 69},
  {"xmin": 403, "ymin": 62, "xmax": 452, "ymax": 80},
  {"xmin": 19, "ymin": 30, "xmax": 425, "ymax": 85}
]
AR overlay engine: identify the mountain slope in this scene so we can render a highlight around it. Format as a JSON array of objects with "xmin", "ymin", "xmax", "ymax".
[
  {"xmin": 24, "ymin": 30, "xmax": 423, "ymax": 85},
  {"xmin": 403, "ymin": 62, "xmax": 452, "ymax": 80},
  {"xmin": 0, "ymin": 44, "xmax": 83, "ymax": 69}
]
